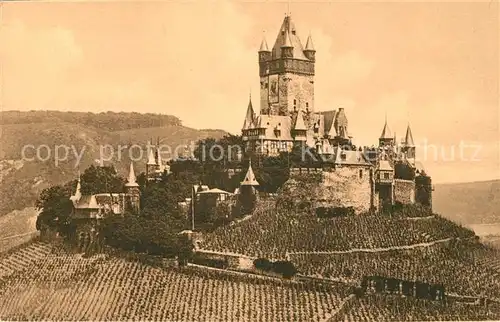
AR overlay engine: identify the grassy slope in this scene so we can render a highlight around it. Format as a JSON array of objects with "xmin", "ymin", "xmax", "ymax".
[
  {"xmin": 0, "ymin": 208, "xmax": 39, "ymax": 253},
  {"xmin": 433, "ymin": 180, "xmax": 500, "ymax": 225},
  {"xmin": 0, "ymin": 120, "xmax": 226, "ymax": 217}
]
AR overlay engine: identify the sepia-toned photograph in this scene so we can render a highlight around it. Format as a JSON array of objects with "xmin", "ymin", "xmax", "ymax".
[{"xmin": 0, "ymin": 0, "xmax": 499, "ymax": 320}]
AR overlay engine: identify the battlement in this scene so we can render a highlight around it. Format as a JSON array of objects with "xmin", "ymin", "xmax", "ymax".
[{"xmin": 259, "ymin": 58, "xmax": 315, "ymax": 77}]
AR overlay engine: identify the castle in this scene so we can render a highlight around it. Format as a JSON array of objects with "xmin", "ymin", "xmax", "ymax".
[{"xmin": 241, "ymin": 14, "xmax": 433, "ymax": 213}]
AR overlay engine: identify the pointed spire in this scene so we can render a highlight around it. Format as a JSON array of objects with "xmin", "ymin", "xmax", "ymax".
[
  {"xmin": 305, "ymin": 33, "xmax": 315, "ymax": 51},
  {"xmin": 70, "ymin": 172, "xmax": 82, "ymax": 202},
  {"xmin": 126, "ymin": 162, "xmax": 139, "ymax": 187},
  {"xmin": 293, "ymin": 109, "xmax": 307, "ymax": 131},
  {"xmin": 147, "ymin": 140, "xmax": 156, "ymax": 165},
  {"xmin": 259, "ymin": 36, "xmax": 270, "ymax": 52},
  {"xmin": 242, "ymin": 94, "xmax": 255, "ymax": 130},
  {"xmin": 404, "ymin": 123, "xmax": 415, "ymax": 146},
  {"xmin": 379, "ymin": 116, "xmax": 392, "ymax": 139},
  {"xmin": 241, "ymin": 160, "xmax": 259, "ymax": 186}
]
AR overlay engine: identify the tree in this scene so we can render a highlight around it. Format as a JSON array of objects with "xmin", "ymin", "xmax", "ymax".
[
  {"xmin": 35, "ymin": 185, "xmax": 74, "ymax": 237},
  {"xmin": 80, "ymin": 165, "xmax": 125, "ymax": 195}
]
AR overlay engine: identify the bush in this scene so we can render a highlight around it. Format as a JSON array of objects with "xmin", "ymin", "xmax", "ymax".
[
  {"xmin": 315, "ymin": 206, "xmax": 355, "ymax": 218},
  {"xmin": 272, "ymin": 261, "xmax": 297, "ymax": 279},
  {"xmin": 253, "ymin": 258, "xmax": 273, "ymax": 272}
]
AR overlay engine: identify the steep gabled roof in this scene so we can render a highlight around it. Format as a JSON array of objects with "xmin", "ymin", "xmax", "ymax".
[
  {"xmin": 74, "ymin": 195, "xmax": 100, "ymax": 209},
  {"xmin": 271, "ymin": 15, "xmax": 308, "ymax": 60},
  {"xmin": 380, "ymin": 120, "xmax": 392, "ymax": 140},
  {"xmin": 293, "ymin": 109, "xmax": 307, "ymax": 131}
]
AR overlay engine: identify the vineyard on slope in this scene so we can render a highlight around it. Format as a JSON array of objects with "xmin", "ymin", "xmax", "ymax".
[
  {"xmin": 290, "ymin": 240, "xmax": 500, "ymax": 298},
  {"xmin": 200, "ymin": 207, "xmax": 475, "ymax": 259},
  {"xmin": 0, "ymin": 243, "xmax": 349, "ymax": 321}
]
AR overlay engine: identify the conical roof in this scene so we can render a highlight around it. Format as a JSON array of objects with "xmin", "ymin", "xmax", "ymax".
[
  {"xmin": 293, "ymin": 109, "xmax": 307, "ymax": 131},
  {"xmin": 242, "ymin": 96, "xmax": 255, "ymax": 130},
  {"xmin": 281, "ymin": 31, "xmax": 293, "ymax": 48},
  {"xmin": 241, "ymin": 160, "xmax": 259, "ymax": 186},
  {"xmin": 404, "ymin": 124, "xmax": 415, "ymax": 146},
  {"xmin": 259, "ymin": 37, "xmax": 270, "ymax": 52},
  {"xmin": 125, "ymin": 162, "xmax": 139, "ymax": 187},
  {"xmin": 305, "ymin": 34, "xmax": 315, "ymax": 51}
]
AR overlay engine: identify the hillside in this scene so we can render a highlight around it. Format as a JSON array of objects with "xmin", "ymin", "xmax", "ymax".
[
  {"xmin": 433, "ymin": 180, "xmax": 500, "ymax": 225},
  {"xmin": 0, "ymin": 111, "xmax": 227, "ymax": 216}
]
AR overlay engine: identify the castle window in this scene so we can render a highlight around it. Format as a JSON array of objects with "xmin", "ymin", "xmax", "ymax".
[
  {"xmin": 359, "ymin": 169, "xmax": 363, "ymax": 179},
  {"xmin": 306, "ymin": 102, "xmax": 309, "ymax": 108},
  {"xmin": 293, "ymin": 99, "xmax": 297, "ymax": 108},
  {"xmin": 384, "ymin": 172, "xmax": 390, "ymax": 180}
]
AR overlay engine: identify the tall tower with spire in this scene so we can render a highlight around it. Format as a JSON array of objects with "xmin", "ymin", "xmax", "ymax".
[
  {"xmin": 258, "ymin": 14, "xmax": 315, "ymax": 116},
  {"xmin": 125, "ymin": 162, "xmax": 141, "ymax": 214}
]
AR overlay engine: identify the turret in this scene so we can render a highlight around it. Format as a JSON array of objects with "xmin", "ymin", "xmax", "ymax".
[
  {"xmin": 239, "ymin": 160, "xmax": 259, "ymax": 215},
  {"xmin": 258, "ymin": 36, "xmax": 271, "ymax": 62},
  {"xmin": 304, "ymin": 34, "xmax": 316, "ymax": 62}
]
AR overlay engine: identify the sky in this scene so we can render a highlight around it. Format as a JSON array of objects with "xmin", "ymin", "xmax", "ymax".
[{"xmin": 1, "ymin": 0, "xmax": 499, "ymax": 183}]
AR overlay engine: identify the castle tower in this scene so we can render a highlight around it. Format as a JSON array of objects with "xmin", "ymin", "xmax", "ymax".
[
  {"xmin": 125, "ymin": 162, "xmax": 141, "ymax": 214},
  {"xmin": 259, "ymin": 14, "xmax": 315, "ymax": 116},
  {"xmin": 239, "ymin": 160, "xmax": 259, "ymax": 215},
  {"xmin": 375, "ymin": 151, "xmax": 394, "ymax": 211}
]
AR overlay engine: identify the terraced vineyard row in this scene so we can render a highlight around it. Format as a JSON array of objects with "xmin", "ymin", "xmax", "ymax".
[
  {"xmin": 0, "ymin": 241, "xmax": 52, "ymax": 279},
  {"xmin": 336, "ymin": 294, "xmax": 500, "ymax": 321},
  {"xmin": 201, "ymin": 210, "xmax": 475, "ymax": 259},
  {"xmin": 0, "ymin": 244, "xmax": 348, "ymax": 321}
]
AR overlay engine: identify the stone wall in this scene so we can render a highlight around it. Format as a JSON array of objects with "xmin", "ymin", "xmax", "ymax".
[
  {"xmin": 394, "ymin": 179, "xmax": 415, "ymax": 204},
  {"xmin": 286, "ymin": 166, "xmax": 373, "ymax": 214}
]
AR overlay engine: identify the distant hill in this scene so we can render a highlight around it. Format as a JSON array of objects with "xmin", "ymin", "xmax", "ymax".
[
  {"xmin": 433, "ymin": 180, "xmax": 500, "ymax": 225},
  {"xmin": 0, "ymin": 111, "xmax": 227, "ymax": 216}
]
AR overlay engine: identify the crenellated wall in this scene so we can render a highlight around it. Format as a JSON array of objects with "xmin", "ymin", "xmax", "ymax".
[{"xmin": 394, "ymin": 179, "xmax": 415, "ymax": 204}]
